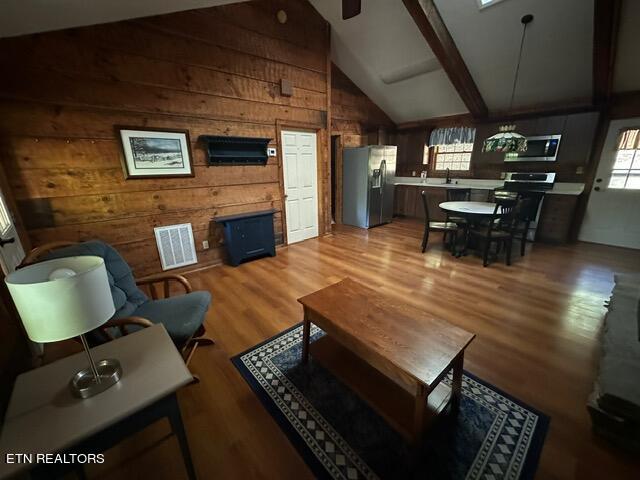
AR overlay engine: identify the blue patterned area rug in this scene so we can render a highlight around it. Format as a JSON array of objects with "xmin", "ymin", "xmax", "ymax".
[{"xmin": 232, "ymin": 324, "xmax": 549, "ymax": 480}]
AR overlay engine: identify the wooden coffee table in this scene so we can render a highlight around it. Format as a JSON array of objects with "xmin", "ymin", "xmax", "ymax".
[{"xmin": 297, "ymin": 278, "xmax": 475, "ymax": 445}]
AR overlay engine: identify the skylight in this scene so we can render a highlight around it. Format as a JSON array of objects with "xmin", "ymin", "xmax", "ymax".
[{"xmin": 477, "ymin": 0, "xmax": 508, "ymax": 9}]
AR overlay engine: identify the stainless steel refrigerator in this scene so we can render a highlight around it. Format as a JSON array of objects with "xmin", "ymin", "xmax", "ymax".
[{"xmin": 342, "ymin": 146, "xmax": 397, "ymax": 228}]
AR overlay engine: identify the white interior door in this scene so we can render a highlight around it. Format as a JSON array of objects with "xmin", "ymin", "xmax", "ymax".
[
  {"xmin": 281, "ymin": 130, "xmax": 319, "ymax": 244},
  {"xmin": 579, "ymin": 118, "xmax": 640, "ymax": 249}
]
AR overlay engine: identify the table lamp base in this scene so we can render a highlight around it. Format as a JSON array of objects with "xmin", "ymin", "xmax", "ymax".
[{"xmin": 70, "ymin": 358, "xmax": 122, "ymax": 399}]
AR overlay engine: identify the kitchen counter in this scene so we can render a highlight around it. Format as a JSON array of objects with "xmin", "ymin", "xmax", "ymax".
[{"xmin": 393, "ymin": 177, "xmax": 584, "ymax": 195}]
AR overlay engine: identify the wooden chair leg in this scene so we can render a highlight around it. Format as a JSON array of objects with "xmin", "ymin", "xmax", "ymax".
[
  {"xmin": 421, "ymin": 228, "xmax": 430, "ymax": 253},
  {"xmin": 482, "ymin": 239, "xmax": 491, "ymax": 267},
  {"xmin": 506, "ymin": 238, "xmax": 513, "ymax": 266},
  {"xmin": 182, "ymin": 335, "xmax": 215, "ymax": 367},
  {"xmin": 520, "ymin": 221, "xmax": 531, "ymax": 256}
]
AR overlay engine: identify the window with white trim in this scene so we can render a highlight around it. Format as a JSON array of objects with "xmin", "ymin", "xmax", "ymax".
[
  {"xmin": 433, "ymin": 143, "xmax": 473, "ymax": 171},
  {"xmin": 610, "ymin": 129, "xmax": 640, "ymax": 190},
  {"xmin": 0, "ymin": 193, "xmax": 12, "ymax": 236}
]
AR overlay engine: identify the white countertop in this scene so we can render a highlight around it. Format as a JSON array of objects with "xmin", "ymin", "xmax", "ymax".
[{"xmin": 393, "ymin": 177, "xmax": 584, "ymax": 196}]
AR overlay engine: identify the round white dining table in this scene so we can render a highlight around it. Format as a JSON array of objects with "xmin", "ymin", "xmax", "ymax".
[
  {"xmin": 439, "ymin": 201, "xmax": 500, "ymax": 216},
  {"xmin": 439, "ymin": 201, "xmax": 501, "ymax": 257}
]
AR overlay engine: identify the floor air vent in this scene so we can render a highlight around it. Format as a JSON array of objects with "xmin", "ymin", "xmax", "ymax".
[{"xmin": 154, "ymin": 223, "xmax": 198, "ymax": 270}]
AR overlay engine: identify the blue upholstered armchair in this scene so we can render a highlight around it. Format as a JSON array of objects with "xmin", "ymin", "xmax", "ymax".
[{"xmin": 23, "ymin": 240, "xmax": 213, "ymax": 365}]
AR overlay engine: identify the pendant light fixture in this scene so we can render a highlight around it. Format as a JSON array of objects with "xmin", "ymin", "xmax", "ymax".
[{"xmin": 483, "ymin": 14, "xmax": 534, "ymax": 154}]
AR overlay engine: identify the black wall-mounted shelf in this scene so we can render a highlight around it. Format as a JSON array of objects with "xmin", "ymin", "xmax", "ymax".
[{"xmin": 200, "ymin": 135, "xmax": 271, "ymax": 166}]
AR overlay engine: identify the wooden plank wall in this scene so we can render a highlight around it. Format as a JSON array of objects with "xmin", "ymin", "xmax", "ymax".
[
  {"xmin": 395, "ymin": 111, "xmax": 601, "ymax": 182},
  {"xmin": 331, "ymin": 64, "xmax": 394, "ymax": 146},
  {"xmin": 473, "ymin": 111, "xmax": 601, "ymax": 182},
  {"xmin": 395, "ymin": 128, "xmax": 429, "ymax": 177},
  {"xmin": 0, "ymin": 0, "xmax": 343, "ymax": 276},
  {"xmin": 330, "ymin": 63, "xmax": 395, "ymax": 223}
]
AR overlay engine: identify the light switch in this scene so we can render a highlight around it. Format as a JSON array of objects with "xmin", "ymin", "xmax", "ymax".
[{"xmin": 268, "ymin": 147, "xmax": 277, "ymax": 156}]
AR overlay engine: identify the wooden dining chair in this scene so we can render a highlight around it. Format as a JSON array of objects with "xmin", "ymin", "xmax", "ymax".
[
  {"xmin": 512, "ymin": 191, "xmax": 545, "ymax": 256},
  {"xmin": 420, "ymin": 190, "xmax": 459, "ymax": 254},
  {"xmin": 490, "ymin": 188, "xmax": 519, "ymax": 202},
  {"xmin": 466, "ymin": 197, "xmax": 523, "ymax": 267},
  {"xmin": 445, "ymin": 188, "xmax": 472, "ymax": 225}
]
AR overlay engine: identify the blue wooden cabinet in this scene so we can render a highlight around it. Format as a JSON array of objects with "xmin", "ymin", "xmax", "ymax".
[{"xmin": 213, "ymin": 209, "xmax": 277, "ymax": 266}]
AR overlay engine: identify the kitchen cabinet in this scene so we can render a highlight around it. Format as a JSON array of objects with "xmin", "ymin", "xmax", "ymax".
[
  {"xmin": 394, "ymin": 185, "xmax": 580, "ymax": 244},
  {"xmin": 393, "ymin": 185, "xmax": 446, "ymax": 221},
  {"xmin": 536, "ymin": 195, "xmax": 579, "ymax": 244}
]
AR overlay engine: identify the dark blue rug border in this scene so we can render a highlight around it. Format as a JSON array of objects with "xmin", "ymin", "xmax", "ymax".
[
  {"xmin": 231, "ymin": 323, "xmax": 333, "ymax": 480},
  {"xmin": 231, "ymin": 323, "xmax": 550, "ymax": 480},
  {"xmin": 459, "ymin": 369, "xmax": 550, "ymax": 480}
]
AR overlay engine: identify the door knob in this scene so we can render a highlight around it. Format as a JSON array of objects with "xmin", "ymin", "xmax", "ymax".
[{"xmin": 0, "ymin": 237, "xmax": 15, "ymax": 247}]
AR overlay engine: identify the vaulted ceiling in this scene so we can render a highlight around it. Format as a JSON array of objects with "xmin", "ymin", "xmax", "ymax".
[
  {"xmin": 309, "ymin": 0, "xmax": 466, "ymax": 123},
  {"xmin": 0, "ymin": 0, "xmax": 244, "ymax": 38},
  {"xmin": 0, "ymin": 0, "xmax": 638, "ymax": 124},
  {"xmin": 434, "ymin": 0, "xmax": 594, "ymax": 113},
  {"xmin": 313, "ymin": 0, "xmax": 639, "ymax": 124}
]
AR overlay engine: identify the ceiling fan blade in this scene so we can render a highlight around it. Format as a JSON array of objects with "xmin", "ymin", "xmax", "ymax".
[{"xmin": 342, "ymin": 0, "xmax": 361, "ymax": 20}]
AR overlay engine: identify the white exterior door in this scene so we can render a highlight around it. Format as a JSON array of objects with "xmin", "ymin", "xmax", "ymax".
[
  {"xmin": 580, "ymin": 118, "xmax": 640, "ymax": 249},
  {"xmin": 0, "ymin": 187, "xmax": 38, "ymax": 357},
  {"xmin": 281, "ymin": 130, "xmax": 319, "ymax": 244},
  {"xmin": 0, "ymin": 188, "xmax": 25, "ymax": 274}
]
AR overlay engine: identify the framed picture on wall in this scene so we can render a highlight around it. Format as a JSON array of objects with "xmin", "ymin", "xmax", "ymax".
[{"xmin": 116, "ymin": 127, "xmax": 194, "ymax": 179}]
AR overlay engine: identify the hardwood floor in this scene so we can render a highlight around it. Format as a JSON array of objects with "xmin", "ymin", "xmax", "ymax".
[{"xmin": 90, "ymin": 218, "xmax": 640, "ymax": 479}]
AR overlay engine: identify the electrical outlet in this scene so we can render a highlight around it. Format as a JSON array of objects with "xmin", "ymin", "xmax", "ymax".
[
  {"xmin": 202, "ymin": 240, "xmax": 209, "ymax": 250},
  {"xmin": 268, "ymin": 147, "xmax": 277, "ymax": 157}
]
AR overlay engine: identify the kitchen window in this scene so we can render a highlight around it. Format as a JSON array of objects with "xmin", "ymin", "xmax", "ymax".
[
  {"xmin": 433, "ymin": 143, "xmax": 473, "ymax": 171},
  {"xmin": 427, "ymin": 126, "xmax": 476, "ymax": 172},
  {"xmin": 610, "ymin": 128, "xmax": 640, "ymax": 190}
]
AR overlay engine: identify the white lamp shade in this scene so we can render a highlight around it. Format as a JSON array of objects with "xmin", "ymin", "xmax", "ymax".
[{"xmin": 5, "ymin": 256, "xmax": 116, "ymax": 342}]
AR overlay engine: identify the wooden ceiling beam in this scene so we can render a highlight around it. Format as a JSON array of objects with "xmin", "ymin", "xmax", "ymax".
[
  {"xmin": 396, "ymin": 113, "xmax": 473, "ymax": 131},
  {"xmin": 593, "ymin": 0, "xmax": 622, "ymax": 106},
  {"xmin": 402, "ymin": 0, "xmax": 488, "ymax": 119},
  {"xmin": 396, "ymin": 101, "xmax": 600, "ymax": 130}
]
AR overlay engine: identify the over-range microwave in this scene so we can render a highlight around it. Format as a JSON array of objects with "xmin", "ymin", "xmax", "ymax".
[{"xmin": 504, "ymin": 134, "xmax": 561, "ymax": 162}]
